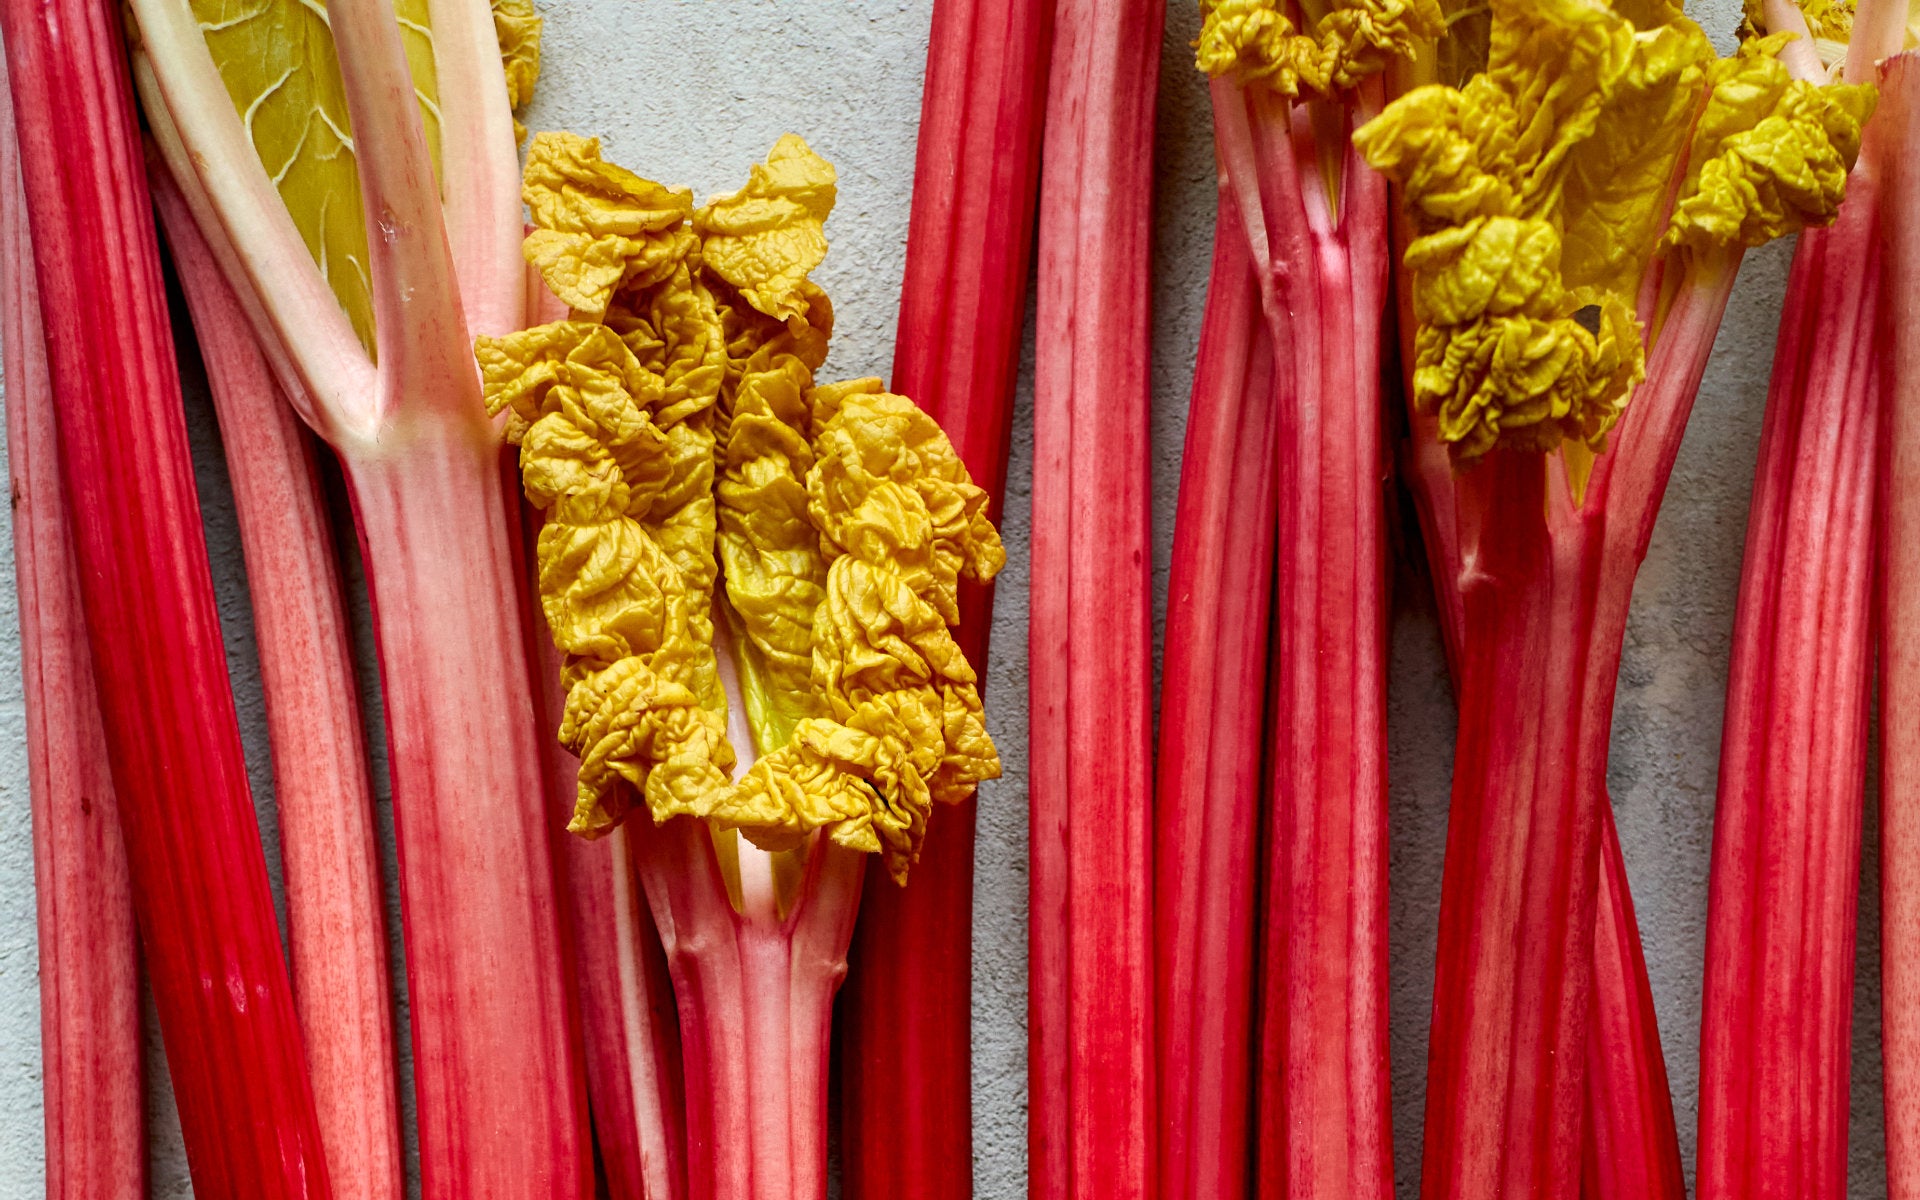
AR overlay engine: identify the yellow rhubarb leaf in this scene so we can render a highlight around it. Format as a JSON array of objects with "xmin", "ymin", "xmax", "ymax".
[
  {"xmin": 1665, "ymin": 33, "xmax": 1876, "ymax": 249},
  {"xmin": 1196, "ymin": 0, "xmax": 1445, "ymax": 95},
  {"xmin": 521, "ymin": 132, "xmax": 698, "ymax": 320},
  {"xmin": 1357, "ymin": 0, "xmax": 1683, "ymax": 460},
  {"xmin": 694, "ymin": 135, "xmax": 836, "ymax": 323},
  {"xmin": 478, "ymin": 317, "xmax": 733, "ymax": 838},
  {"xmin": 491, "ymin": 137, "xmax": 1005, "ymax": 880},
  {"xmin": 191, "ymin": 0, "xmax": 441, "ymax": 354},
  {"xmin": 492, "ymin": 0, "xmax": 541, "ymax": 143}
]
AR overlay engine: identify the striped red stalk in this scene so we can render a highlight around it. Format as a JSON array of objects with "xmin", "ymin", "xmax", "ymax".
[
  {"xmin": 1029, "ymin": 0, "xmax": 1162, "ymax": 1193},
  {"xmin": 132, "ymin": 0, "xmax": 591, "ymax": 1192},
  {"xmin": 154, "ymin": 170, "xmax": 406, "ymax": 1200},
  {"xmin": 1207, "ymin": 72, "xmax": 1396, "ymax": 1197},
  {"xmin": 837, "ymin": 0, "xmax": 1049, "ymax": 1187},
  {"xmin": 1153, "ymin": 193, "xmax": 1274, "ymax": 1200},
  {"xmin": 0, "ymin": 0, "xmax": 331, "ymax": 1193},
  {"xmin": 1880, "ymin": 48, "xmax": 1920, "ymax": 1200},
  {"xmin": 0, "ymin": 75, "xmax": 144, "ymax": 1200},
  {"xmin": 1696, "ymin": 151, "xmax": 1888, "ymax": 1200},
  {"xmin": 1883, "ymin": 47, "xmax": 1920, "ymax": 1200}
]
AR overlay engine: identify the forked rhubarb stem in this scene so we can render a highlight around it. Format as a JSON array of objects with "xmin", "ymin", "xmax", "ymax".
[
  {"xmin": 154, "ymin": 168, "xmax": 405, "ymax": 1200},
  {"xmin": 132, "ymin": 0, "xmax": 594, "ymax": 1191}
]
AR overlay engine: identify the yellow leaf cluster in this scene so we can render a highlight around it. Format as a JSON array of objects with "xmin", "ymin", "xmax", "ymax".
[
  {"xmin": 1196, "ymin": 0, "xmax": 1444, "ymax": 95},
  {"xmin": 493, "ymin": 0, "xmax": 542, "ymax": 143},
  {"xmin": 481, "ymin": 134, "xmax": 1004, "ymax": 881},
  {"xmin": 1355, "ymin": 0, "xmax": 1871, "ymax": 463}
]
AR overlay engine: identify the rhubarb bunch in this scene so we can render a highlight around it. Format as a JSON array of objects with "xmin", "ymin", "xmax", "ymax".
[
  {"xmin": 482, "ymin": 133, "xmax": 1005, "ymax": 1200},
  {"xmin": 1358, "ymin": 2, "xmax": 1873, "ymax": 1195}
]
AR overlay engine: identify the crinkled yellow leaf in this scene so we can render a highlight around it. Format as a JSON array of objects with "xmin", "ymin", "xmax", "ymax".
[
  {"xmin": 478, "ymin": 315, "xmax": 731, "ymax": 838},
  {"xmin": 1356, "ymin": 0, "xmax": 1868, "ymax": 463},
  {"xmin": 521, "ymin": 132, "xmax": 698, "ymax": 320},
  {"xmin": 489, "ymin": 138, "xmax": 1004, "ymax": 880},
  {"xmin": 192, "ymin": 0, "xmax": 442, "ymax": 354},
  {"xmin": 492, "ymin": 0, "xmax": 541, "ymax": 142},
  {"xmin": 1195, "ymin": 0, "xmax": 1444, "ymax": 95},
  {"xmin": 694, "ymin": 135, "xmax": 836, "ymax": 323},
  {"xmin": 729, "ymin": 383, "xmax": 1004, "ymax": 881},
  {"xmin": 1665, "ymin": 34, "xmax": 1875, "ymax": 249}
]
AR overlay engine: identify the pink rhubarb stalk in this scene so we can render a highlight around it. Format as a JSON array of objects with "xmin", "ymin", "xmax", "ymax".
[
  {"xmin": 1153, "ymin": 192, "xmax": 1275, "ymax": 1200},
  {"xmin": 1696, "ymin": 127, "xmax": 1890, "ymax": 1200},
  {"xmin": 1030, "ymin": 0, "xmax": 1163, "ymax": 1193},
  {"xmin": 131, "ymin": 0, "xmax": 590, "ymax": 1193},
  {"xmin": 0, "ymin": 0, "xmax": 331, "ymax": 1192},
  {"xmin": 837, "ymin": 0, "xmax": 1051, "ymax": 1189},
  {"xmin": 625, "ymin": 630, "xmax": 862, "ymax": 1200},
  {"xmin": 154, "ymin": 169, "xmax": 406, "ymax": 1200},
  {"xmin": 0, "ymin": 73, "xmax": 143, "ymax": 1200},
  {"xmin": 1875, "ymin": 46, "xmax": 1920, "ymax": 1200}
]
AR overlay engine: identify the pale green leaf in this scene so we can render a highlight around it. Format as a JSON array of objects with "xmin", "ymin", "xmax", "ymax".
[{"xmin": 192, "ymin": 0, "xmax": 443, "ymax": 354}]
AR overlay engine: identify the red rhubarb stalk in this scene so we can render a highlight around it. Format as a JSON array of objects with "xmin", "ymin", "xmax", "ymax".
[
  {"xmin": 838, "ymin": 0, "xmax": 1050, "ymax": 1189},
  {"xmin": 1696, "ymin": 14, "xmax": 1898, "ymax": 1199},
  {"xmin": 1697, "ymin": 149, "xmax": 1889, "ymax": 1200},
  {"xmin": 1409, "ymin": 381, "xmax": 1687, "ymax": 1200},
  {"xmin": 0, "ymin": 74, "xmax": 143, "ymax": 1200},
  {"xmin": 1030, "ymin": 0, "xmax": 1163, "ymax": 1193},
  {"xmin": 0, "ymin": 0, "xmax": 331, "ymax": 1192},
  {"xmin": 1875, "ymin": 46, "xmax": 1920, "ymax": 1200},
  {"xmin": 1211, "ymin": 69, "xmax": 1397, "ymax": 1196},
  {"xmin": 1153, "ymin": 192, "xmax": 1275, "ymax": 1200},
  {"xmin": 154, "ymin": 169, "xmax": 406, "ymax": 1200},
  {"xmin": 131, "ymin": 0, "xmax": 591, "ymax": 1192}
]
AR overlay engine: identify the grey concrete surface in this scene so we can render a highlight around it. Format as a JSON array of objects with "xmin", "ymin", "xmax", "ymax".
[{"xmin": 0, "ymin": 0, "xmax": 1887, "ymax": 1195}]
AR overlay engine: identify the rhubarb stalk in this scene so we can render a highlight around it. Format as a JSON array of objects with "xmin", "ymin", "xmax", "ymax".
[
  {"xmin": 130, "ymin": 1, "xmax": 592, "ymax": 1193},
  {"xmin": 1152, "ymin": 193, "xmax": 1273, "ymax": 1200},
  {"xmin": 1357, "ymin": 3, "xmax": 1874, "ymax": 1194},
  {"xmin": 1030, "ymin": 0, "xmax": 1163, "ymax": 1193},
  {"xmin": 0, "ymin": 0, "xmax": 331, "ymax": 1191},
  {"xmin": 0, "ymin": 70, "xmax": 143, "ymax": 1200},
  {"xmin": 1695, "ymin": 12, "xmax": 1898, "ymax": 1190},
  {"xmin": 1874, "ymin": 42, "xmax": 1920, "ymax": 1200},
  {"xmin": 1192, "ymin": 6, "xmax": 1431, "ymax": 1188},
  {"xmin": 153, "ymin": 168, "xmax": 406, "ymax": 1200},
  {"xmin": 837, "ymin": 0, "xmax": 1051, "ymax": 1189}
]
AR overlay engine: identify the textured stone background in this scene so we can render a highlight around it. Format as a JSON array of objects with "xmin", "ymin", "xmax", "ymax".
[{"xmin": 0, "ymin": 0, "xmax": 1886, "ymax": 1195}]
